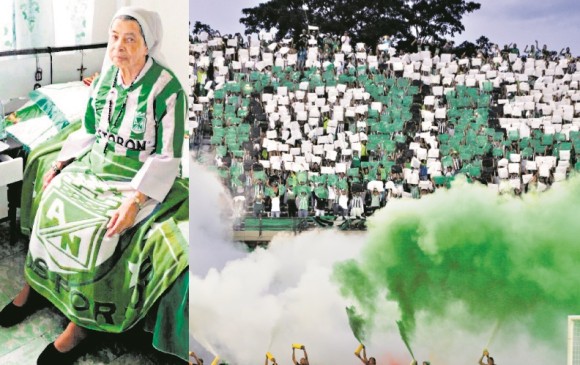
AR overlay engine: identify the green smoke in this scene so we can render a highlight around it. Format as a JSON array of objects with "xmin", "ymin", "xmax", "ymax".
[
  {"xmin": 334, "ymin": 176, "xmax": 580, "ymax": 345},
  {"xmin": 346, "ymin": 306, "xmax": 367, "ymax": 343},
  {"xmin": 397, "ymin": 320, "xmax": 415, "ymax": 360}
]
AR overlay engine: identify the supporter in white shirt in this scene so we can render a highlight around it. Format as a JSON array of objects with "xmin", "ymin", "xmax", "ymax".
[
  {"xmin": 270, "ymin": 191, "xmax": 281, "ymax": 218},
  {"xmin": 338, "ymin": 189, "xmax": 349, "ymax": 218}
]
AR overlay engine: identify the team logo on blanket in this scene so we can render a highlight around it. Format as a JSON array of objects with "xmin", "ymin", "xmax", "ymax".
[
  {"xmin": 131, "ymin": 112, "xmax": 146, "ymax": 134},
  {"xmin": 33, "ymin": 173, "xmax": 122, "ymax": 274}
]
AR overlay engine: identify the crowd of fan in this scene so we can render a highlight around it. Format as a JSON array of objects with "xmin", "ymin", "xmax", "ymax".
[{"xmin": 188, "ymin": 29, "xmax": 580, "ymax": 219}]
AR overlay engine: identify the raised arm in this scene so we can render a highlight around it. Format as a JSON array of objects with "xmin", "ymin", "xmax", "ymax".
[
  {"xmin": 355, "ymin": 345, "xmax": 368, "ymax": 364},
  {"xmin": 190, "ymin": 351, "xmax": 202, "ymax": 365},
  {"xmin": 362, "ymin": 346, "xmax": 368, "ymax": 363},
  {"xmin": 479, "ymin": 349, "xmax": 489, "ymax": 365}
]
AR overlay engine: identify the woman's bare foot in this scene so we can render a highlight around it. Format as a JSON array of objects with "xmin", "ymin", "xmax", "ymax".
[{"xmin": 54, "ymin": 322, "xmax": 89, "ymax": 353}]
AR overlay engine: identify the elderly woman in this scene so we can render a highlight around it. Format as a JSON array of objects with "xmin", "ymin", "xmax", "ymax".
[{"xmin": 0, "ymin": 7, "xmax": 187, "ymax": 364}]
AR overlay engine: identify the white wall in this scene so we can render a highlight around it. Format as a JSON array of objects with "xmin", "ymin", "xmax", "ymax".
[{"xmin": 0, "ymin": 0, "xmax": 189, "ymax": 109}]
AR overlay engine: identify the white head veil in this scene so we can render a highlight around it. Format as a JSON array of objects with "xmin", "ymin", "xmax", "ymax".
[{"xmin": 101, "ymin": 6, "xmax": 168, "ymax": 74}]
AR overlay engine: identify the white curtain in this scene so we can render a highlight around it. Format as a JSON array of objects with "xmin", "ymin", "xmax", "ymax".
[
  {"xmin": 14, "ymin": 0, "xmax": 55, "ymax": 49},
  {"xmin": 52, "ymin": 0, "xmax": 94, "ymax": 46},
  {"xmin": 0, "ymin": 2, "xmax": 15, "ymax": 51},
  {"xmin": 0, "ymin": 0, "xmax": 95, "ymax": 52}
]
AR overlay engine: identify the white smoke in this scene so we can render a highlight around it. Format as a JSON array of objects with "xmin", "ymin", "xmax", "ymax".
[
  {"xmin": 189, "ymin": 160, "xmax": 247, "ymax": 276},
  {"xmin": 190, "ymin": 228, "xmax": 418, "ymax": 365}
]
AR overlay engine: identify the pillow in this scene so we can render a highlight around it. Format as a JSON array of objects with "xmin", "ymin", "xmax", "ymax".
[
  {"xmin": 7, "ymin": 81, "xmax": 90, "ymax": 151},
  {"xmin": 9, "ymin": 102, "xmax": 44, "ymax": 122},
  {"xmin": 7, "ymin": 115, "xmax": 72, "ymax": 151},
  {"xmin": 28, "ymin": 81, "xmax": 90, "ymax": 129}
]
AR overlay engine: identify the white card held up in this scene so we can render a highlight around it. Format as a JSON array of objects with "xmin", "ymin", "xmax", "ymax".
[
  {"xmin": 326, "ymin": 150, "xmax": 338, "ymax": 161},
  {"xmin": 260, "ymin": 160, "xmax": 271, "ymax": 168},
  {"xmin": 313, "ymin": 145, "xmax": 324, "ymax": 155},
  {"xmin": 417, "ymin": 148, "xmax": 427, "ymax": 160},
  {"xmin": 428, "ymin": 149, "xmax": 439, "ymax": 159},
  {"xmin": 539, "ymin": 165, "xmax": 551, "ymax": 178},
  {"xmin": 498, "ymin": 167, "xmax": 509, "ymax": 179},
  {"xmin": 508, "ymin": 163, "xmax": 520, "ymax": 174},
  {"xmin": 324, "ymin": 143, "xmax": 335, "ymax": 152},
  {"xmin": 411, "ymin": 157, "xmax": 421, "ymax": 169},
  {"xmin": 282, "ymin": 153, "xmax": 294, "ymax": 162},
  {"xmin": 408, "ymin": 171, "xmax": 420, "ymax": 185},
  {"xmin": 321, "ymin": 166, "xmax": 334, "ymax": 174}
]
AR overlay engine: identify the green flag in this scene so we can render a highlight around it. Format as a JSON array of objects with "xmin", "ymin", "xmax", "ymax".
[
  {"xmin": 253, "ymin": 170, "xmax": 266, "ymax": 182},
  {"xmin": 314, "ymin": 186, "xmax": 329, "ymax": 199}
]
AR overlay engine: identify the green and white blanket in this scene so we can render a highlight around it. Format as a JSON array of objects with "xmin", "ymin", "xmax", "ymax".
[{"xmin": 20, "ymin": 134, "xmax": 189, "ymax": 360}]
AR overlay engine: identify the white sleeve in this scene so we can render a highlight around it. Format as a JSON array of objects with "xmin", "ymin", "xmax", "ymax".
[
  {"xmin": 57, "ymin": 129, "xmax": 96, "ymax": 162},
  {"xmin": 130, "ymin": 155, "xmax": 181, "ymax": 202}
]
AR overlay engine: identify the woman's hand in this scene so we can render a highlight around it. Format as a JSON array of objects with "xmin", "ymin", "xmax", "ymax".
[
  {"xmin": 106, "ymin": 197, "xmax": 139, "ymax": 237},
  {"xmin": 42, "ymin": 161, "xmax": 67, "ymax": 191},
  {"xmin": 42, "ymin": 169, "xmax": 59, "ymax": 191}
]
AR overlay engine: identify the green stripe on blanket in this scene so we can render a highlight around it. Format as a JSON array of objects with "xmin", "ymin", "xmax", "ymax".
[{"xmin": 20, "ymin": 120, "xmax": 82, "ymax": 235}]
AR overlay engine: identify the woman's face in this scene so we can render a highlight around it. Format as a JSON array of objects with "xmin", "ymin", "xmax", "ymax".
[{"xmin": 108, "ymin": 18, "xmax": 148, "ymax": 70}]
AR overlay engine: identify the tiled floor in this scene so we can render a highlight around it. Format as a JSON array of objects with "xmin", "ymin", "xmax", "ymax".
[{"xmin": 0, "ymin": 221, "xmax": 186, "ymax": 365}]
